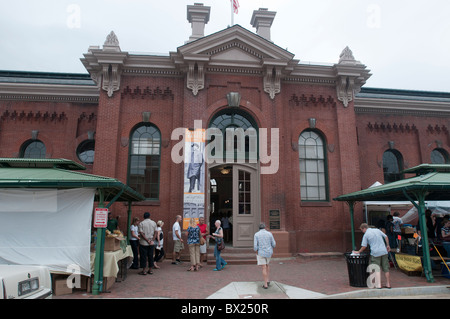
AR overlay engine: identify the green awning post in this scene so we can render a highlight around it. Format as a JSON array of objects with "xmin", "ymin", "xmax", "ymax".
[
  {"xmin": 92, "ymin": 189, "xmax": 105, "ymax": 295},
  {"xmin": 402, "ymin": 190, "xmax": 434, "ymax": 283},
  {"xmin": 416, "ymin": 194, "xmax": 434, "ymax": 283},
  {"xmin": 126, "ymin": 201, "xmax": 132, "ymax": 245},
  {"xmin": 347, "ymin": 201, "xmax": 356, "ymax": 250}
]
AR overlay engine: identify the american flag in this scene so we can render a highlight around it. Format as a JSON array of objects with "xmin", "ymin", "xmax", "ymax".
[{"xmin": 231, "ymin": 0, "xmax": 239, "ymax": 14}]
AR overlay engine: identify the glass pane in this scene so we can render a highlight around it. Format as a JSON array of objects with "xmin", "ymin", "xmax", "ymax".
[
  {"xmin": 431, "ymin": 149, "xmax": 448, "ymax": 164},
  {"xmin": 307, "ymin": 187, "xmax": 319, "ymax": 200},
  {"xmin": 77, "ymin": 140, "xmax": 95, "ymax": 164},
  {"xmin": 306, "ymin": 173, "xmax": 318, "ymax": 186},
  {"xmin": 318, "ymin": 173, "xmax": 325, "ymax": 186},
  {"xmin": 305, "ymin": 160, "xmax": 318, "ymax": 173},
  {"xmin": 23, "ymin": 141, "xmax": 46, "ymax": 159},
  {"xmin": 238, "ymin": 170, "xmax": 251, "ymax": 215}
]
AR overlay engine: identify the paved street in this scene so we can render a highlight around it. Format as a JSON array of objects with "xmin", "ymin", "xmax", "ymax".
[{"xmin": 54, "ymin": 255, "xmax": 450, "ymax": 299}]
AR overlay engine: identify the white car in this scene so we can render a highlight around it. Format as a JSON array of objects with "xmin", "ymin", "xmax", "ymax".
[{"xmin": 0, "ymin": 265, "xmax": 52, "ymax": 299}]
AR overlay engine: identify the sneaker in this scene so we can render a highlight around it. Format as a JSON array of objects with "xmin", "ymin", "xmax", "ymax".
[
  {"xmin": 213, "ymin": 268, "xmax": 221, "ymax": 271},
  {"xmin": 171, "ymin": 261, "xmax": 179, "ymax": 265}
]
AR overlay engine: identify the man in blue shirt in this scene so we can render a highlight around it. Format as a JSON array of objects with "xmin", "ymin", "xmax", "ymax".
[
  {"xmin": 254, "ymin": 223, "xmax": 276, "ymax": 289},
  {"xmin": 353, "ymin": 223, "xmax": 391, "ymax": 289}
]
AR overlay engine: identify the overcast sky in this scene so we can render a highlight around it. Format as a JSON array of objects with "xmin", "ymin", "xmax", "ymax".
[{"xmin": 1, "ymin": 0, "xmax": 449, "ymax": 92}]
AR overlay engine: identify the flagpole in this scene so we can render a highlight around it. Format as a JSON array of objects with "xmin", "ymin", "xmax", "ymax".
[{"xmin": 231, "ymin": 1, "xmax": 234, "ymax": 26}]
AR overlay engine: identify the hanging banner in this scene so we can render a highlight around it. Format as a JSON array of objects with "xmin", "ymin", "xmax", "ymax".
[{"xmin": 183, "ymin": 128, "xmax": 205, "ymax": 229}]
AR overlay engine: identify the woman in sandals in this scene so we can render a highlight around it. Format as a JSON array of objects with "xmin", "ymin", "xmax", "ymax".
[{"xmin": 187, "ymin": 218, "xmax": 201, "ymax": 271}]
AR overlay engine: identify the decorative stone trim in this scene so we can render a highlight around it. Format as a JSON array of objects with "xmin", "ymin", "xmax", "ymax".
[
  {"xmin": 334, "ymin": 46, "xmax": 371, "ymax": 107},
  {"xmin": 367, "ymin": 122, "xmax": 418, "ymax": 133},
  {"xmin": 1, "ymin": 110, "xmax": 68, "ymax": 122},
  {"xmin": 263, "ymin": 66, "xmax": 281, "ymax": 99},
  {"xmin": 121, "ymin": 86, "xmax": 174, "ymax": 100},
  {"xmin": 289, "ymin": 94, "xmax": 337, "ymax": 108},
  {"xmin": 187, "ymin": 62, "xmax": 205, "ymax": 96}
]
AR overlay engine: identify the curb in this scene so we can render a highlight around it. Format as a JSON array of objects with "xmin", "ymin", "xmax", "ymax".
[{"xmin": 321, "ymin": 285, "xmax": 450, "ymax": 299}]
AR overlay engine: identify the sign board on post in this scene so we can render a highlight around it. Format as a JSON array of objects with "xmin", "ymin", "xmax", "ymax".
[{"xmin": 94, "ymin": 208, "xmax": 109, "ymax": 228}]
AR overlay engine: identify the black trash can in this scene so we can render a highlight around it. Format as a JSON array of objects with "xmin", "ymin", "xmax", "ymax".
[{"xmin": 344, "ymin": 252, "xmax": 370, "ymax": 287}]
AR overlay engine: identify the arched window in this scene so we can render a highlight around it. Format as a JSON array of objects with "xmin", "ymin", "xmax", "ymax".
[
  {"xmin": 77, "ymin": 140, "xmax": 95, "ymax": 164},
  {"xmin": 431, "ymin": 148, "xmax": 449, "ymax": 164},
  {"xmin": 128, "ymin": 124, "xmax": 161, "ymax": 200},
  {"xmin": 298, "ymin": 130, "xmax": 328, "ymax": 201},
  {"xmin": 208, "ymin": 108, "xmax": 258, "ymax": 162},
  {"xmin": 382, "ymin": 149, "xmax": 404, "ymax": 183},
  {"xmin": 20, "ymin": 140, "xmax": 46, "ymax": 159}
]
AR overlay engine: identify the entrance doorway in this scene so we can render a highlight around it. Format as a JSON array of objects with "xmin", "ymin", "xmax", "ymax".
[{"xmin": 208, "ymin": 163, "xmax": 260, "ymax": 248}]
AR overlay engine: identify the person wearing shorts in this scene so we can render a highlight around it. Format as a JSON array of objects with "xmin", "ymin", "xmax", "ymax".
[
  {"xmin": 353, "ymin": 223, "xmax": 391, "ymax": 289},
  {"xmin": 172, "ymin": 215, "xmax": 184, "ymax": 265},
  {"xmin": 253, "ymin": 223, "xmax": 276, "ymax": 289},
  {"xmin": 197, "ymin": 217, "xmax": 209, "ymax": 265}
]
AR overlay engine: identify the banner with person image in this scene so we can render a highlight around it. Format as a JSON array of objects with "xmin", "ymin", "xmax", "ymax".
[{"xmin": 183, "ymin": 128, "xmax": 205, "ymax": 229}]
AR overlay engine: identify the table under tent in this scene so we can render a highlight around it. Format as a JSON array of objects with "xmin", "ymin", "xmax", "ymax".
[
  {"xmin": 0, "ymin": 158, "xmax": 145, "ymax": 295},
  {"xmin": 334, "ymin": 164, "xmax": 450, "ymax": 283}
]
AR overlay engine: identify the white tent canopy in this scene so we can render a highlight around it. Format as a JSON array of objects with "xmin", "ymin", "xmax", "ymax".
[
  {"xmin": 364, "ymin": 181, "xmax": 412, "ymax": 208},
  {"xmin": 0, "ymin": 188, "xmax": 95, "ymax": 276},
  {"xmin": 363, "ymin": 181, "xmax": 412, "ymax": 223},
  {"xmin": 401, "ymin": 201, "xmax": 450, "ymax": 224}
]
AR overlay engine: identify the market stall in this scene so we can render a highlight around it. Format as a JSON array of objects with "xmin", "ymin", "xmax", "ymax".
[
  {"xmin": 334, "ymin": 164, "xmax": 450, "ymax": 283},
  {"xmin": 0, "ymin": 158, "xmax": 144, "ymax": 295}
]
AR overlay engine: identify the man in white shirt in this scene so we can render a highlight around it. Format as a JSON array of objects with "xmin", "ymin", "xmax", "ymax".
[
  {"xmin": 138, "ymin": 212, "xmax": 157, "ymax": 275},
  {"xmin": 254, "ymin": 223, "xmax": 276, "ymax": 289},
  {"xmin": 172, "ymin": 215, "xmax": 184, "ymax": 265},
  {"xmin": 353, "ymin": 223, "xmax": 391, "ymax": 289}
]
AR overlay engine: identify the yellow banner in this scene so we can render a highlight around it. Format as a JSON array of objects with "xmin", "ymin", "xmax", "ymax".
[{"xmin": 395, "ymin": 254, "xmax": 423, "ymax": 272}]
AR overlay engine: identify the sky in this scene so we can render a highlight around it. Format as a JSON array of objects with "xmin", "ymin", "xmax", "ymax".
[{"xmin": 1, "ymin": 0, "xmax": 450, "ymax": 92}]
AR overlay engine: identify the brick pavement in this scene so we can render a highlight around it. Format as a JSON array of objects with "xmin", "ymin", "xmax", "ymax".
[{"xmin": 54, "ymin": 256, "xmax": 449, "ymax": 299}]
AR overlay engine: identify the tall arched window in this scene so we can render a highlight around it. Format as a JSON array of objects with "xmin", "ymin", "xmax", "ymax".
[
  {"xmin": 382, "ymin": 149, "xmax": 404, "ymax": 183},
  {"xmin": 298, "ymin": 130, "xmax": 328, "ymax": 201},
  {"xmin": 20, "ymin": 140, "xmax": 46, "ymax": 159},
  {"xmin": 128, "ymin": 124, "xmax": 161, "ymax": 200},
  {"xmin": 431, "ymin": 148, "xmax": 449, "ymax": 164}
]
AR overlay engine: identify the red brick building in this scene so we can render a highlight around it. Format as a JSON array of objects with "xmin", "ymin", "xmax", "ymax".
[{"xmin": 1, "ymin": 4, "xmax": 449, "ymax": 256}]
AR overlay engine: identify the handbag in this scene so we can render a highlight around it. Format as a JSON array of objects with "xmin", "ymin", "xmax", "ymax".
[
  {"xmin": 217, "ymin": 239, "xmax": 225, "ymax": 251},
  {"xmin": 200, "ymin": 236, "xmax": 206, "ymax": 245}
]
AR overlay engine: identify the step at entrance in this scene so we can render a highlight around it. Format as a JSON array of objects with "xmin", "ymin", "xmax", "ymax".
[{"xmin": 206, "ymin": 246, "xmax": 257, "ymax": 265}]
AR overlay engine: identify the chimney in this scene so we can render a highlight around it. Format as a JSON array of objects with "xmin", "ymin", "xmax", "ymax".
[
  {"xmin": 250, "ymin": 8, "xmax": 276, "ymax": 41},
  {"xmin": 186, "ymin": 3, "xmax": 211, "ymax": 43}
]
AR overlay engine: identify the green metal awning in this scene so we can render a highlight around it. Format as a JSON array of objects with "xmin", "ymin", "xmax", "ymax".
[
  {"xmin": 333, "ymin": 164, "xmax": 450, "ymax": 283},
  {"xmin": 334, "ymin": 170, "xmax": 450, "ymax": 203},
  {"xmin": 0, "ymin": 158, "xmax": 145, "ymax": 202},
  {"xmin": 0, "ymin": 158, "xmax": 86, "ymax": 170}
]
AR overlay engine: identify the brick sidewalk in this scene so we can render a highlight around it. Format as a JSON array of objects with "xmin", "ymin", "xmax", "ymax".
[{"xmin": 54, "ymin": 256, "xmax": 449, "ymax": 299}]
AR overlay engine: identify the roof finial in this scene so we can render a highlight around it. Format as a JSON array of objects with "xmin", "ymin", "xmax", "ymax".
[
  {"xmin": 103, "ymin": 31, "xmax": 121, "ymax": 52},
  {"xmin": 339, "ymin": 46, "xmax": 357, "ymax": 64}
]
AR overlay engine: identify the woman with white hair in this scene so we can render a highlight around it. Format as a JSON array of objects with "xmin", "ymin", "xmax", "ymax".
[
  {"xmin": 210, "ymin": 219, "xmax": 227, "ymax": 271},
  {"xmin": 153, "ymin": 220, "xmax": 165, "ymax": 269}
]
